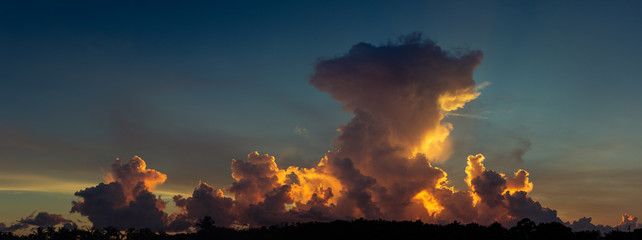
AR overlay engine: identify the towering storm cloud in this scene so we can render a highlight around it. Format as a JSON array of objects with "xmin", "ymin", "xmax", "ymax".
[
  {"xmin": 311, "ymin": 33, "xmax": 481, "ymax": 164},
  {"xmin": 61, "ymin": 33, "xmax": 638, "ymax": 232},
  {"xmin": 162, "ymin": 33, "xmax": 564, "ymax": 227}
]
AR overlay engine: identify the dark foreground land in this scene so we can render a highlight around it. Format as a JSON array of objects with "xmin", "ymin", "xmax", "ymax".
[{"xmin": 1, "ymin": 218, "xmax": 640, "ymax": 240}]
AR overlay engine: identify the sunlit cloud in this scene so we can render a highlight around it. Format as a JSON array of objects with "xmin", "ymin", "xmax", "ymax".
[{"xmin": 4, "ymin": 33, "xmax": 637, "ymax": 233}]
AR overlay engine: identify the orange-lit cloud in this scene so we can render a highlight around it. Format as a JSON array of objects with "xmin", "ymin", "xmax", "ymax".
[
  {"xmin": 104, "ymin": 155, "xmax": 167, "ymax": 201},
  {"xmin": 465, "ymin": 153, "xmax": 486, "ymax": 189},
  {"xmin": 59, "ymin": 33, "xmax": 640, "ymax": 232},
  {"xmin": 161, "ymin": 33, "xmax": 564, "ymax": 228},
  {"xmin": 164, "ymin": 33, "xmax": 489, "ymax": 227},
  {"xmin": 505, "ymin": 169, "xmax": 533, "ymax": 193},
  {"xmin": 71, "ymin": 156, "xmax": 169, "ymax": 231},
  {"xmin": 614, "ymin": 213, "xmax": 639, "ymax": 231}
]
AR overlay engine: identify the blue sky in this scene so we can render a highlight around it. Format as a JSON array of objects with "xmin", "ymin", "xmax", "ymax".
[{"xmin": 1, "ymin": 0, "xmax": 641, "ymax": 226}]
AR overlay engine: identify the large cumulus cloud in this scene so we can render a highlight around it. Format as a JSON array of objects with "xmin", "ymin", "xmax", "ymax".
[
  {"xmin": 56, "ymin": 33, "xmax": 640, "ymax": 232},
  {"xmin": 167, "ymin": 33, "xmax": 534, "ymax": 227},
  {"xmin": 308, "ymin": 33, "xmax": 483, "ymax": 222},
  {"xmin": 71, "ymin": 156, "xmax": 169, "ymax": 231}
]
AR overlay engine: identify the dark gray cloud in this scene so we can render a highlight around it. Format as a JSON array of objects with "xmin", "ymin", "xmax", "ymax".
[
  {"xmin": 0, "ymin": 223, "xmax": 28, "ymax": 232},
  {"xmin": 71, "ymin": 157, "xmax": 169, "ymax": 231},
  {"xmin": 567, "ymin": 217, "xmax": 612, "ymax": 232},
  {"xmin": 18, "ymin": 212, "xmax": 76, "ymax": 228},
  {"xmin": 503, "ymin": 191, "xmax": 560, "ymax": 225},
  {"xmin": 471, "ymin": 171, "xmax": 507, "ymax": 208},
  {"xmin": 566, "ymin": 214, "xmax": 641, "ymax": 233},
  {"xmin": 172, "ymin": 182, "xmax": 236, "ymax": 227},
  {"xmin": 241, "ymin": 185, "xmax": 295, "ymax": 226},
  {"xmin": 0, "ymin": 212, "xmax": 76, "ymax": 232}
]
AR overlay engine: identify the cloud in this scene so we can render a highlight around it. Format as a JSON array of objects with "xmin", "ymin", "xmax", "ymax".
[
  {"xmin": 228, "ymin": 152, "xmax": 283, "ymax": 207},
  {"xmin": 306, "ymin": 33, "xmax": 485, "ymax": 223},
  {"xmin": 311, "ymin": 33, "xmax": 482, "ymax": 164},
  {"xmin": 0, "ymin": 173, "xmax": 95, "ymax": 194},
  {"xmin": 323, "ymin": 157, "xmax": 381, "ymax": 219},
  {"xmin": 505, "ymin": 170, "xmax": 533, "ymax": 193},
  {"xmin": 71, "ymin": 156, "xmax": 169, "ymax": 231},
  {"xmin": 164, "ymin": 33, "xmax": 564, "ymax": 227},
  {"xmin": 0, "ymin": 211, "xmax": 76, "ymax": 232},
  {"xmin": 156, "ymin": 33, "xmax": 567, "ymax": 228},
  {"xmin": 63, "ymin": 33, "xmax": 639, "ymax": 232},
  {"xmin": 172, "ymin": 182, "xmax": 237, "ymax": 227},
  {"xmin": 509, "ymin": 137, "xmax": 531, "ymax": 164},
  {"xmin": 465, "ymin": 153, "xmax": 486, "ymax": 188},
  {"xmin": 241, "ymin": 185, "xmax": 295, "ymax": 226},
  {"xmin": 464, "ymin": 153, "xmax": 560, "ymax": 226},
  {"xmin": 567, "ymin": 217, "xmax": 611, "ymax": 232},
  {"xmin": 295, "ymin": 126, "xmax": 308, "ymax": 135},
  {"xmin": 566, "ymin": 214, "xmax": 641, "ymax": 233},
  {"xmin": 0, "ymin": 223, "xmax": 28, "ymax": 232},
  {"xmin": 18, "ymin": 212, "xmax": 76, "ymax": 228},
  {"xmin": 104, "ymin": 156, "xmax": 167, "ymax": 200},
  {"xmin": 614, "ymin": 213, "xmax": 639, "ymax": 231},
  {"xmin": 444, "ymin": 112, "xmax": 488, "ymax": 119},
  {"xmin": 503, "ymin": 191, "xmax": 560, "ymax": 225},
  {"xmin": 471, "ymin": 170, "xmax": 507, "ymax": 208}
]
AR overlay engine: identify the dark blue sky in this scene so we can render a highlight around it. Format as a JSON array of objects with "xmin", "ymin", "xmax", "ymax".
[{"xmin": 1, "ymin": 0, "xmax": 641, "ymax": 226}]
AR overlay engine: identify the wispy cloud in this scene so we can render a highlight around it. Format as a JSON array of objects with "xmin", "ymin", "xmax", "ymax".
[
  {"xmin": 0, "ymin": 174, "xmax": 95, "ymax": 194},
  {"xmin": 444, "ymin": 112, "xmax": 488, "ymax": 119},
  {"xmin": 295, "ymin": 126, "xmax": 308, "ymax": 135}
]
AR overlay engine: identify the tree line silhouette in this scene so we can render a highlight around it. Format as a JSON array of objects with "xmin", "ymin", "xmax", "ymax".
[{"xmin": 1, "ymin": 217, "xmax": 640, "ymax": 240}]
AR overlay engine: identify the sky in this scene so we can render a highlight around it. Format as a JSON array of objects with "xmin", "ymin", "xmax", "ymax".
[{"xmin": 1, "ymin": 0, "xmax": 642, "ymax": 229}]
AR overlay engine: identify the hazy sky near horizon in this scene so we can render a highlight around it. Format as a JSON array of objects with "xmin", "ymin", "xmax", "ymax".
[{"xmin": 1, "ymin": 0, "xmax": 641, "ymax": 226}]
